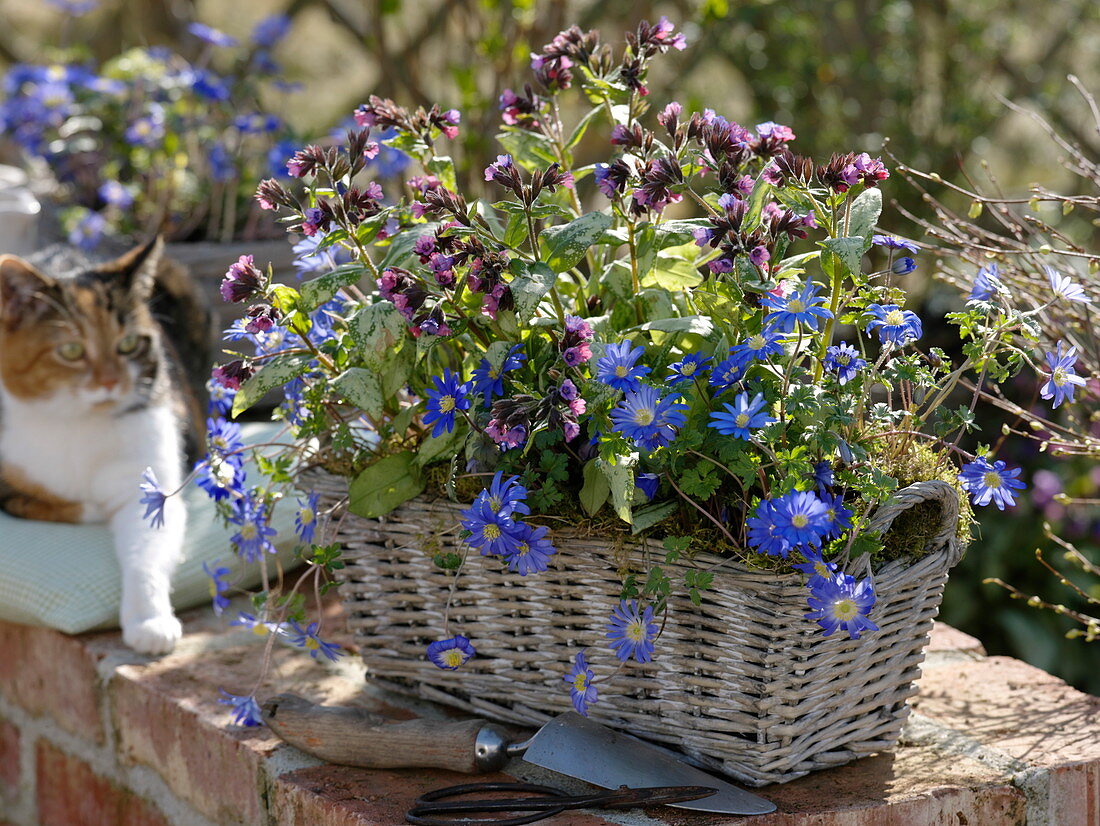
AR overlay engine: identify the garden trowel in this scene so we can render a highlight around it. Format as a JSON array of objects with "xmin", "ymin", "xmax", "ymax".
[{"xmin": 261, "ymin": 694, "xmax": 775, "ymax": 815}]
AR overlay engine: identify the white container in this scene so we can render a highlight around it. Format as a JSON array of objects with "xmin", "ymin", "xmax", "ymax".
[{"xmin": 0, "ymin": 165, "xmax": 41, "ymax": 257}]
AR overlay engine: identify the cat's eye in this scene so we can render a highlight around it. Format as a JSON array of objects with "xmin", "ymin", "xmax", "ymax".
[
  {"xmin": 117, "ymin": 333, "xmax": 142, "ymax": 355},
  {"xmin": 56, "ymin": 341, "xmax": 85, "ymax": 361}
]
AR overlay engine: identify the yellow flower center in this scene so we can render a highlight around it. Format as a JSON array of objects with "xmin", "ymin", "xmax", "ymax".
[
  {"xmin": 1053, "ymin": 368, "xmax": 1069, "ymax": 386},
  {"xmin": 633, "ymin": 408, "xmax": 655, "ymax": 426},
  {"xmin": 304, "ymin": 637, "xmax": 320, "ymax": 651},
  {"xmin": 833, "ymin": 599, "xmax": 858, "ymax": 621},
  {"xmin": 787, "ymin": 299, "xmax": 806, "ymax": 313},
  {"xmin": 835, "ymin": 353, "xmax": 850, "ymax": 365},
  {"xmin": 515, "ymin": 542, "xmax": 530, "ymax": 557},
  {"xmin": 439, "ymin": 395, "xmax": 456, "ymax": 413},
  {"xmin": 735, "ymin": 413, "xmax": 750, "ymax": 428},
  {"xmin": 489, "ymin": 368, "xmax": 500, "ymax": 379},
  {"xmin": 814, "ymin": 561, "xmax": 831, "ymax": 577},
  {"xmin": 791, "ymin": 514, "xmax": 809, "ymax": 528},
  {"xmin": 239, "ymin": 523, "xmax": 257, "ymax": 541},
  {"xmin": 299, "ymin": 508, "xmax": 315, "ymax": 525},
  {"xmin": 983, "ymin": 471, "xmax": 1003, "ymax": 489},
  {"xmin": 885, "ymin": 309, "xmax": 906, "ymax": 326},
  {"xmin": 212, "ymin": 436, "xmax": 229, "ymax": 451},
  {"xmin": 679, "ymin": 362, "xmax": 696, "ymax": 375},
  {"xmin": 208, "ymin": 582, "xmax": 218, "ymax": 598},
  {"xmin": 488, "ymin": 496, "xmax": 503, "ymax": 510},
  {"xmin": 626, "ymin": 620, "xmax": 646, "ymax": 642},
  {"xmin": 252, "ymin": 623, "xmax": 268, "ymax": 637},
  {"xmin": 749, "ymin": 334, "xmax": 766, "ymax": 350},
  {"xmin": 483, "ymin": 524, "xmax": 501, "ymax": 540},
  {"xmin": 573, "ymin": 673, "xmax": 589, "ymax": 691},
  {"xmin": 443, "ymin": 649, "xmax": 465, "ymax": 668},
  {"xmin": 615, "ymin": 365, "xmax": 629, "ymax": 377}
]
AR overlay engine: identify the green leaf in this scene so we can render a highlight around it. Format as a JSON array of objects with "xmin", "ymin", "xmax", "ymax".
[
  {"xmin": 598, "ymin": 453, "xmax": 638, "ymax": 524},
  {"xmin": 347, "ymin": 451, "xmax": 425, "ymax": 518},
  {"xmin": 540, "ymin": 211, "xmax": 612, "ymax": 273},
  {"xmin": 643, "ymin": 245, "xmax": 703, "ymax": 290},
  {"xmin": 821, "ymin": 236, "xmax": 866, "ymax": 278},
  {"xmin": 351, "ymin": 301, "xmax": 407, "ymax": 370},
  {"xmin": 299, "ymin": 263, "xmax": 368, "ymax": 311},
  {"xmin": 565, "ymin": 106, "xmax": 604, "ymax": 150},
  {"xmin": 231, "ymin": 355, "xmax": 312, "ymax": 417},
  {"xmin": 503, "ymin": 210, "xmax": 527, "ymax": 249},
  {"xmin": 378, "ymin": 222, "xmax": 439, "ymax": 270},
  {"xmin": 631, "ymin": 500, "xmax": 677, "ymax": 534},
  {"xmin": 637, "ymin": 316, "xmax": 714, "ymax": 337},
  {"xmin": 332, "ymin": 367, "xmax": 384, "ymax": 418},
  {"xmin": 496, "ymin": 128, "xmax": 557, "ymax": 169},
  {"xmin": 848, "ymin": 187, "xmax": 883, "ymax": 245},
  {"xmin": 417, "ymin": 420, "xmax": 467, "ymax": 468},
  {"xmin": 426, "ymin": 156, "xmax": 457, "ymax": 191},
  {"xmin": 579, "ymin": 459, "xmax": 611, "ymax": 516},
  {"xmin": 508, "ymin": 260, "xmax": 558, "ymax": 321}
]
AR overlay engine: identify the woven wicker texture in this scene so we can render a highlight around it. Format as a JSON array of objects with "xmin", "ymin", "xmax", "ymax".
[{"xmin": 310, "ymin": 470, "xmax": 963, "ymax": 787}]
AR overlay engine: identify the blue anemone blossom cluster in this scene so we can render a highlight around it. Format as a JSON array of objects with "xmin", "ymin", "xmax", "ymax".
[
  {"xmin": 865, "ymin": 303, "xmax": 922, "ymax": 345},
  {"xmin": 460, "ymin": 472, "xmax": 557, "ymax": 575},
  {"xmin": 605, "ymin": 601, "xmax": 659, "ymax": 663},
  {"xmin": 424, "ymin": 369, "xmax": 472, "ymax": 437},
  {"xmin": 746, "ymin": 489, "xmax": 852, "ymax": 558},
  {"xmin": 762, "ymin": 282, "xmax": 833, "ymax": 333}
]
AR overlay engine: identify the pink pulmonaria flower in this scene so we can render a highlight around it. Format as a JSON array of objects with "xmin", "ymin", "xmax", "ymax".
[{"xmin": 769, "ymin": 279, "xmax": 795, "ymax": 299}]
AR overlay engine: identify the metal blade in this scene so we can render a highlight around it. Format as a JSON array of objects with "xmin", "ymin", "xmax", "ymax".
[{"xmin": 520, "ymin": 712, "xmax": 775, "ymax": 815}]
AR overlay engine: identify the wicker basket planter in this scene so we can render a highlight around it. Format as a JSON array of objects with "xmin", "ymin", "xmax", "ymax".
[{"xmin": 311, "ymin": 469, "xmax": 964, "ymax": 787}]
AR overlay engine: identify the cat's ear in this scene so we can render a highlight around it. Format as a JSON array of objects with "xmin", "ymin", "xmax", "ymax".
[
  {"xmin": 95, "ymin": 236, "xmax": 162, "ymax": 302},
  {"xmin": 0, "ymin": 256, "xmax": 58, "ymax": 327}
]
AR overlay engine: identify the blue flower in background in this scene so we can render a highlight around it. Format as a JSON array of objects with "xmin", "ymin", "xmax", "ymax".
[
  {"xmin": 609, "ymin": 386, "xmax": 688, "ymax": 452},
  {"xmin": 708, "ymin": 391, "xmax": 775, "ymax": 441},
  {"xmin": 98, "ymin": 180, "xmax": 134, "ymax": 208},
  {"xmin": 1040, "ymin": 341, "xmax": 1086, "ymax": 408},
  {"xmin": 709, "ymin": 356, "xmax": 746, "ymax": 392},
  {"xmin": 505, "ymin": 523, "xmax": 556, "ymax": 576},
  {"xmin": 865, "ymin": 304, "xmax": 922, "ymax": 345},
  {"xmin": 125, "ymin": 107, "xmax": 165, "ymax": 147},
  {"xmin": 762, "ymin": 282, "xmax": 832, "ymax": 333},
  {"xmin": 208, "ymin": 142, "xmax": 235, "ymax": 182},
  {"xmin": 635, "ymin": 472, "xmax": 660, "ymax": 502},
  {"xmin": 69, "ymin": 211, "xmax": 107, "ymax": 251},
  {"xmin": 891, "ymin": 256, "xmax": 917, "ymax": 275},
  {"xmin": 287, "ymin": 621, "xmax": 343, "ymax": 662},
  {"xmin": 958, "ymin": 457, "xmax": 1026, "ymax": 510},
  {"xmin": 805, "ymin": 573, "xmax": 878, "ymax": 640},
  {"xmin": 605, "ymin": 601, "xmax": 658, "ymax": 663},
  {"xmin": 45, "ymin": 0, "xmax": 99, "ymax": 15},
  {"xmin": 203, "ymin": 562, "xmax": 232, "ymax": 616},
  {"xmin": 812, "ymin": 461, "xmax": 834, "ymax": 493},
  {"xmin": 218, "ymin": 691, "xmax": 263, "ymax": 727},
  {"xmin": 292, "ymin": 232, "xmax": 353, "ymax": 277},
  {"xmin": 824, "ymin": 342, "xmax": 866, "ymax": 385},
  {"xmin": 596, "ymin": 340, "xmax": 650, "ymax": 393},
  {"xmin": 1046, "ymin": 266, "xmax": 1091, "ymax": 304},
  {"xmin": 427, "ymin": 635, "xmax": 476, "ymax": 670},
  {"xmin": 138, "ymin": 468, "xmax": 167, "ymax": 529},
  {"xmin": 229, "ymin": 497, "xmax": 277, "ymax": 562},
  {"xmin": 207, "ymin": 379, "xmax": 236, "ymax": 417},
  {"xmin": 366, "ymin": 127, "xmax": 412, "ymax": 178},
  {"xmin": 729, "ymin": 330, "xmax": 785, "ymax": 369},
  {"xmin": 479, "ymin": 471, "xmax": 530, "ymax": 519},
  {"xmin": 251, "ymin": 14, "xmax": 291, "ymax": 47},
  {"xmin": 423, "ymin": 369, "xmax": 471, "ymax": 438},
  {"xmin": 295, "ymin": 492, "xmax": 320, "ymax": 545},
  {"xmin": 191, "ymin": 69, "xmax": 230, "ymax": 101},
  {"xmin": 821, "ymin": 493, "xmax": 853, "ymax": 540},
  {"xmin": 460, "ymin": 495, "xmax": 524, "ymax": 557},
  {"xmin": 267, "ymin": 139, "xmax": 299, "ymax": 178},
  {"xmin": 193, "ymin": 456, "xmax": 245, "ymax": 502},
  {"xmin": 188, "ymin": 22, "xmax": 238, "ymax": 48},
  {"xmin": 665, "ymin": 352, "xmax": 711, "ymax": 385},
  {"xmin": 564, "ymin": 650, "xmax": 598, "ymax": 716},
  {"xmin": 968, "ymin": 263, "xmax": 998, "ymax": 301},
  {"xmin": 792, "ymin": 548, "xmax": 838, "ymax": 588}
]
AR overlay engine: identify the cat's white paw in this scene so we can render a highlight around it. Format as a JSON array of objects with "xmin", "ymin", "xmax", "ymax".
[{"xmin": 123, "ymin": 614, "xmax": 182, "ymax": 655}]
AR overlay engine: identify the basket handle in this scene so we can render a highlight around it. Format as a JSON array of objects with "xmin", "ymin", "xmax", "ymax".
[{"xmin": 864, "ymin": 480, "xmax": 963, "ymax": 567}]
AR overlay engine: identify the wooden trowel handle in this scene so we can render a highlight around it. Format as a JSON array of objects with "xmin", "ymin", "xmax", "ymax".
[{"xmin": 260, "ymin": 693, "xmax": 511, "ymax": 774}]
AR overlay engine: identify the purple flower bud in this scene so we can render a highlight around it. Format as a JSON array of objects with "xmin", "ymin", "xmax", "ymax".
[
  {"xmin": 220, "ymin": 255, "xmax": 265, "ymax": 303},
  {"xmin": 559, "ymin": 379, "xmax": 579, "ymax": 401}
]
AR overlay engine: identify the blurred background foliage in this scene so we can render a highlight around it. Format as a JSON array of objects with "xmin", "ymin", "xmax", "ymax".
[{"xmin": 1, "ymin": 0, "xmax": 1098, "ymax": 689}]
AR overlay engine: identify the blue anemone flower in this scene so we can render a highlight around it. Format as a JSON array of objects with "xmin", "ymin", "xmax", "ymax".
[
  {"xmin": 287, "ymin": 621, "xmax": 343, "ymax": 662},
  {"xmin": 203, "ymin": 562, "xmax": 232, "ymax": 616},
  {"xmin": 709, "ymin": 356, "xmax": 746, "ymax": 391},
  {"xmin": 479, "ymin": 471, "xmax": 531, "ymax": 518},
  {"xmin": 770, "ymin": 490, "xmax": 832, "ymax": 549},
  {"xmin": 871, "ymin": 235, "xmax": 920, "ymax": 254},
  {"xmin": 564, "ymin": 650, "xmax": 598, "ymax": 716},
  {"xmin": 608, "ymin": 386, "xmax": 688, "ymax": 451},
  {"xmin": 423, "ymin": 369, "xmax": 471, "ymax": 437},
  {"xmin": 708, "ymin": 391, "xmax": 776, "ymax": 440},
  {"xmin": 891, "ymin": 256, "xmax": 917, "ymax": 275},
  {"xmin": 596, "ymin": 341, "xmax": 651, "ymax": 393},
  {"xmin": 958, "ymin": 457, "xmax": 1026, "ymax": 510},
  {"xmin": 824, "ymin": 342, "xmax": 866, "ymax": 385},
  {"xmin": 865, "ymin": 304, "xmax": 922, "ymax": 345},
  {"xmin": 821, "ymin": 493, "xmax": 853, "ymax": 540},
  {"xmin": 471, "ymin": 344, "xmax": 525, "ymax": 404},
  {"xmin": 805, "ymin": 573, "xmax": 878, "ymax": 640},
  {"xmin": 605, "ymin": 601, "xmax": 658, "ymax": 663},
  {"xmin": 665, "ymin": 353, "xmax": 711, "ymax": 385},
  {"xmin": 505, "ymin": 523, "xmax": 556, "ymax": 576},
  {"xmin": 792, "ymin": 548, "xmax": 838, "ymax": 588},
  {"xmin": 969, "ymin": 264, "xmax": 999, "ymax": 301},
  {"xmin": 762, "ymin": 282, "xmax": 833, "ymax": 333},
  {"xmin": 635, "ymin": 472, "xmax": 660, "ymax": 502},
  {"xmin": 729, "ymin": 330, "xmax": 786, "ymax": 369},
  {"xmin": 1040, "ymin": 341, "xmax": 1086, "ymax": 408},
  {"xmin": 460, "ymin": 496, "xmax": 524, "ymax": 556},
  {"xmin": 218, "ymin": 691, "xmax": 264, "ymax": 727},
  {"xmin": 295, "ymin": 491, "xmax": 320, "ymax": 544},
  {"xmin": 427, "ymin": 635, "xmax": 476, "ymax": 670},
  {"xmin": 138, "ymin": 467, "xmax": 167, "ymax": 529},
  {"xmin": 229, "ymin": 497, "xmax": 277, "ymax": 562},
  {"xmin": 1046, "ymin": 266, "xmax": 1091, "ymax": 304},
  {"xmin": 746, "ymin": 499, "xmax": 791, "ymax": 557}
]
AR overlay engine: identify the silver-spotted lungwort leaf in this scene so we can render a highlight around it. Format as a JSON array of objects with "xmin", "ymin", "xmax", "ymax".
[
  {"xmin": 332, "ymin": 368, "xmax": 384, "ymax": 419},
  {"xmin": 378, "ymin": 222, "xmax": 440, "ymax": 270},
  {"xmin": 496, "ymin": 128, "xmax": 558, "ymax": 170},
  {"xmin": 299, "ymin": 263, "xmax": 369, "ymax": 311},
  {"xmin": 848, "ymin": 187, "xmax": 883, "ymax": 246},
  {"xmin": 598, "ymin": 453, "xmax": 638, "ymax": 524},
  {"xmin": 231, "ymin": 354, "xmax": 312, "ymax": 417},
  {"xmin": 821, "ymin": 236, "xmax": 866, "ymax": 279},
  {"xmin": 638, "ymin": 315, "xmax": 715, "ymax": 337},
  {"xmin": 351, "ymin": 300, "xmax": 407, "ymax": 370},
  {"xmin": 541, "ymin": 211, "xmax": 612, "ymax": 273},
  {"xmin": 348, "ymin": 451, "xmax": 425, "ymax": 519},
  {"xmin": 508, "ymin": 260, "xmax": 557, "ymax": 322}
]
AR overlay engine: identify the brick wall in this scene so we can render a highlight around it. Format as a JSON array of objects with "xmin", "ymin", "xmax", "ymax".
[{"xmin": 1, "ymin": 608, "xmax": 1098, "ymax": 826}]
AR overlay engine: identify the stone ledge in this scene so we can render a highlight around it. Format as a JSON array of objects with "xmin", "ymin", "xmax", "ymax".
[{"xmin": 1, "ymin": 604, "xmax": 1098, "ymax": 826}]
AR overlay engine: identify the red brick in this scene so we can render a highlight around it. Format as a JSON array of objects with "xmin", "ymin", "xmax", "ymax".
[
  {"xmin": 1041, "ymin": 760, "xmax": 1100, "ymax": 826},
  {"xmin": 926, "ymin": 622, "xmax": 986, "ymax": 656},
  {"xmin": 913, "ymin": 655, "xmax": 1100, "ymax": 768},
  {"xmin": 0, "ymin": 713, "xmax": 19, "ymax": 794},
  {"xmin": 35, "ymin": 740, "xmax": 169, "ymax": 826},
  {"xmin": 0, "ymin": 621, "xmax": 104, "ymax": 744}
]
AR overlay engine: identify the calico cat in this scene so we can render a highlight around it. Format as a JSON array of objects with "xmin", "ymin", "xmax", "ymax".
[{"xmin": 0, "ymin": 238, "xmax": 207, "ymax": 654}]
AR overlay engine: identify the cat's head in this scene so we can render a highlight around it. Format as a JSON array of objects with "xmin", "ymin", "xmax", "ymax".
[{"xmin": 0, "ymin": 238, "xmax": 164, "ymax": 411}]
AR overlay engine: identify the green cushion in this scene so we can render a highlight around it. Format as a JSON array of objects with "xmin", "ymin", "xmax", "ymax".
[{"xmin": 0, "ymin": 422, "xmax": 298, "ymax": 633}]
